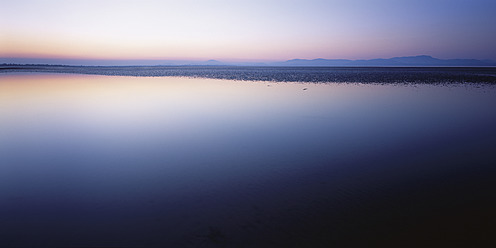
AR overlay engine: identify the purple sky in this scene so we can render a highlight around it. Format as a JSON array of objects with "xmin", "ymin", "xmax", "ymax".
[{"xmin": 1, "ymin": 0, "xmax": 495, "ymax": 64}]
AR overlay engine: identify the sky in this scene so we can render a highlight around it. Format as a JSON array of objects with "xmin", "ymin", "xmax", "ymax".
[{"xmin": 1, "ymin": 0, "xmax": 496, "ymax": 64}]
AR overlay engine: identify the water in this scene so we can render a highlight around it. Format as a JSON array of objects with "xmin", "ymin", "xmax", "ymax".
[
  {"xmin": 2, "ymin": 65, "xmax": 496, "ymax": 83},
  {"xmin": 1, "ymin": 72, "xmax": 496, "ymax": 247}
]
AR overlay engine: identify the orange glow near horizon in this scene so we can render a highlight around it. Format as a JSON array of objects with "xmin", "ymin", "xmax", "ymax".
[{"xmin": 1, "ymin": 31, "xmax": 346, "ymax": 62}]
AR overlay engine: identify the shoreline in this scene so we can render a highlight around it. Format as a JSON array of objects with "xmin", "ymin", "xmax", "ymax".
[{"xmin": 1, "ymin": 65, "xmax": 496, "ymax": 84}]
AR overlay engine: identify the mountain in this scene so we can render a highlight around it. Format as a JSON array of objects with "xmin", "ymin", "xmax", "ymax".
[
  {"xmin": 272, "ymin": 55, "xmax": 496, "ymax": 67},
  {"xmin": 184, "ymin": 59, "xmax": 225, "ymax": 65}
]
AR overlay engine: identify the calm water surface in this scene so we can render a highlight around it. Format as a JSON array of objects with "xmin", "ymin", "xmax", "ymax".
[{"xmin": 1, "ymin": 73, "xmax": 495, "ymax": 247}]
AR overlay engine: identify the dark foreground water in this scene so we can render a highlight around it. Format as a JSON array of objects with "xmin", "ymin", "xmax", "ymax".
[{"xmin": 1, "ymin": 71, "xmax": 496, "ymax": 247}]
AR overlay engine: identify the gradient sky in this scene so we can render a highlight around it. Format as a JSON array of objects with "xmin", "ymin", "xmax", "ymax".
[{"xmin": 1, "ymin": 0, "xmax": 496, "ymax": 63}]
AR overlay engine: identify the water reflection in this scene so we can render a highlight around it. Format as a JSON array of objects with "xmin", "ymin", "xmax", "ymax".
[{"xmin": 1, "ymin": 73, "xmax": 496, "ymax": 247}]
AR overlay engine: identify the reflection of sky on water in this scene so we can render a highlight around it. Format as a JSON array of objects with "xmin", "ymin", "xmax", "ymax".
[{"xmin": 1, "ymin": 73, "xmax": 496, "ymax": 247}]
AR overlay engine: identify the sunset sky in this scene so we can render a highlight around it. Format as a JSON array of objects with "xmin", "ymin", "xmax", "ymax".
[{"xmin": 1, "ymin": 0, "xmax": 496, "ymax": 64}]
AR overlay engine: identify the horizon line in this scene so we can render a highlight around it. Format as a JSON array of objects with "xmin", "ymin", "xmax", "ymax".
[{"xmin": 1, "ymin": 55, "xmax": 496, "ymax": 67}]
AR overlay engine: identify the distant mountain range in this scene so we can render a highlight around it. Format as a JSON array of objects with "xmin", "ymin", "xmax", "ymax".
[
  {"xmin": 270, "ymin": 55, "xmax": 496, "ymax": 67},
  {"xmin": 2, "ymin": 55, "xmax": 495, "ymax": 67}
]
